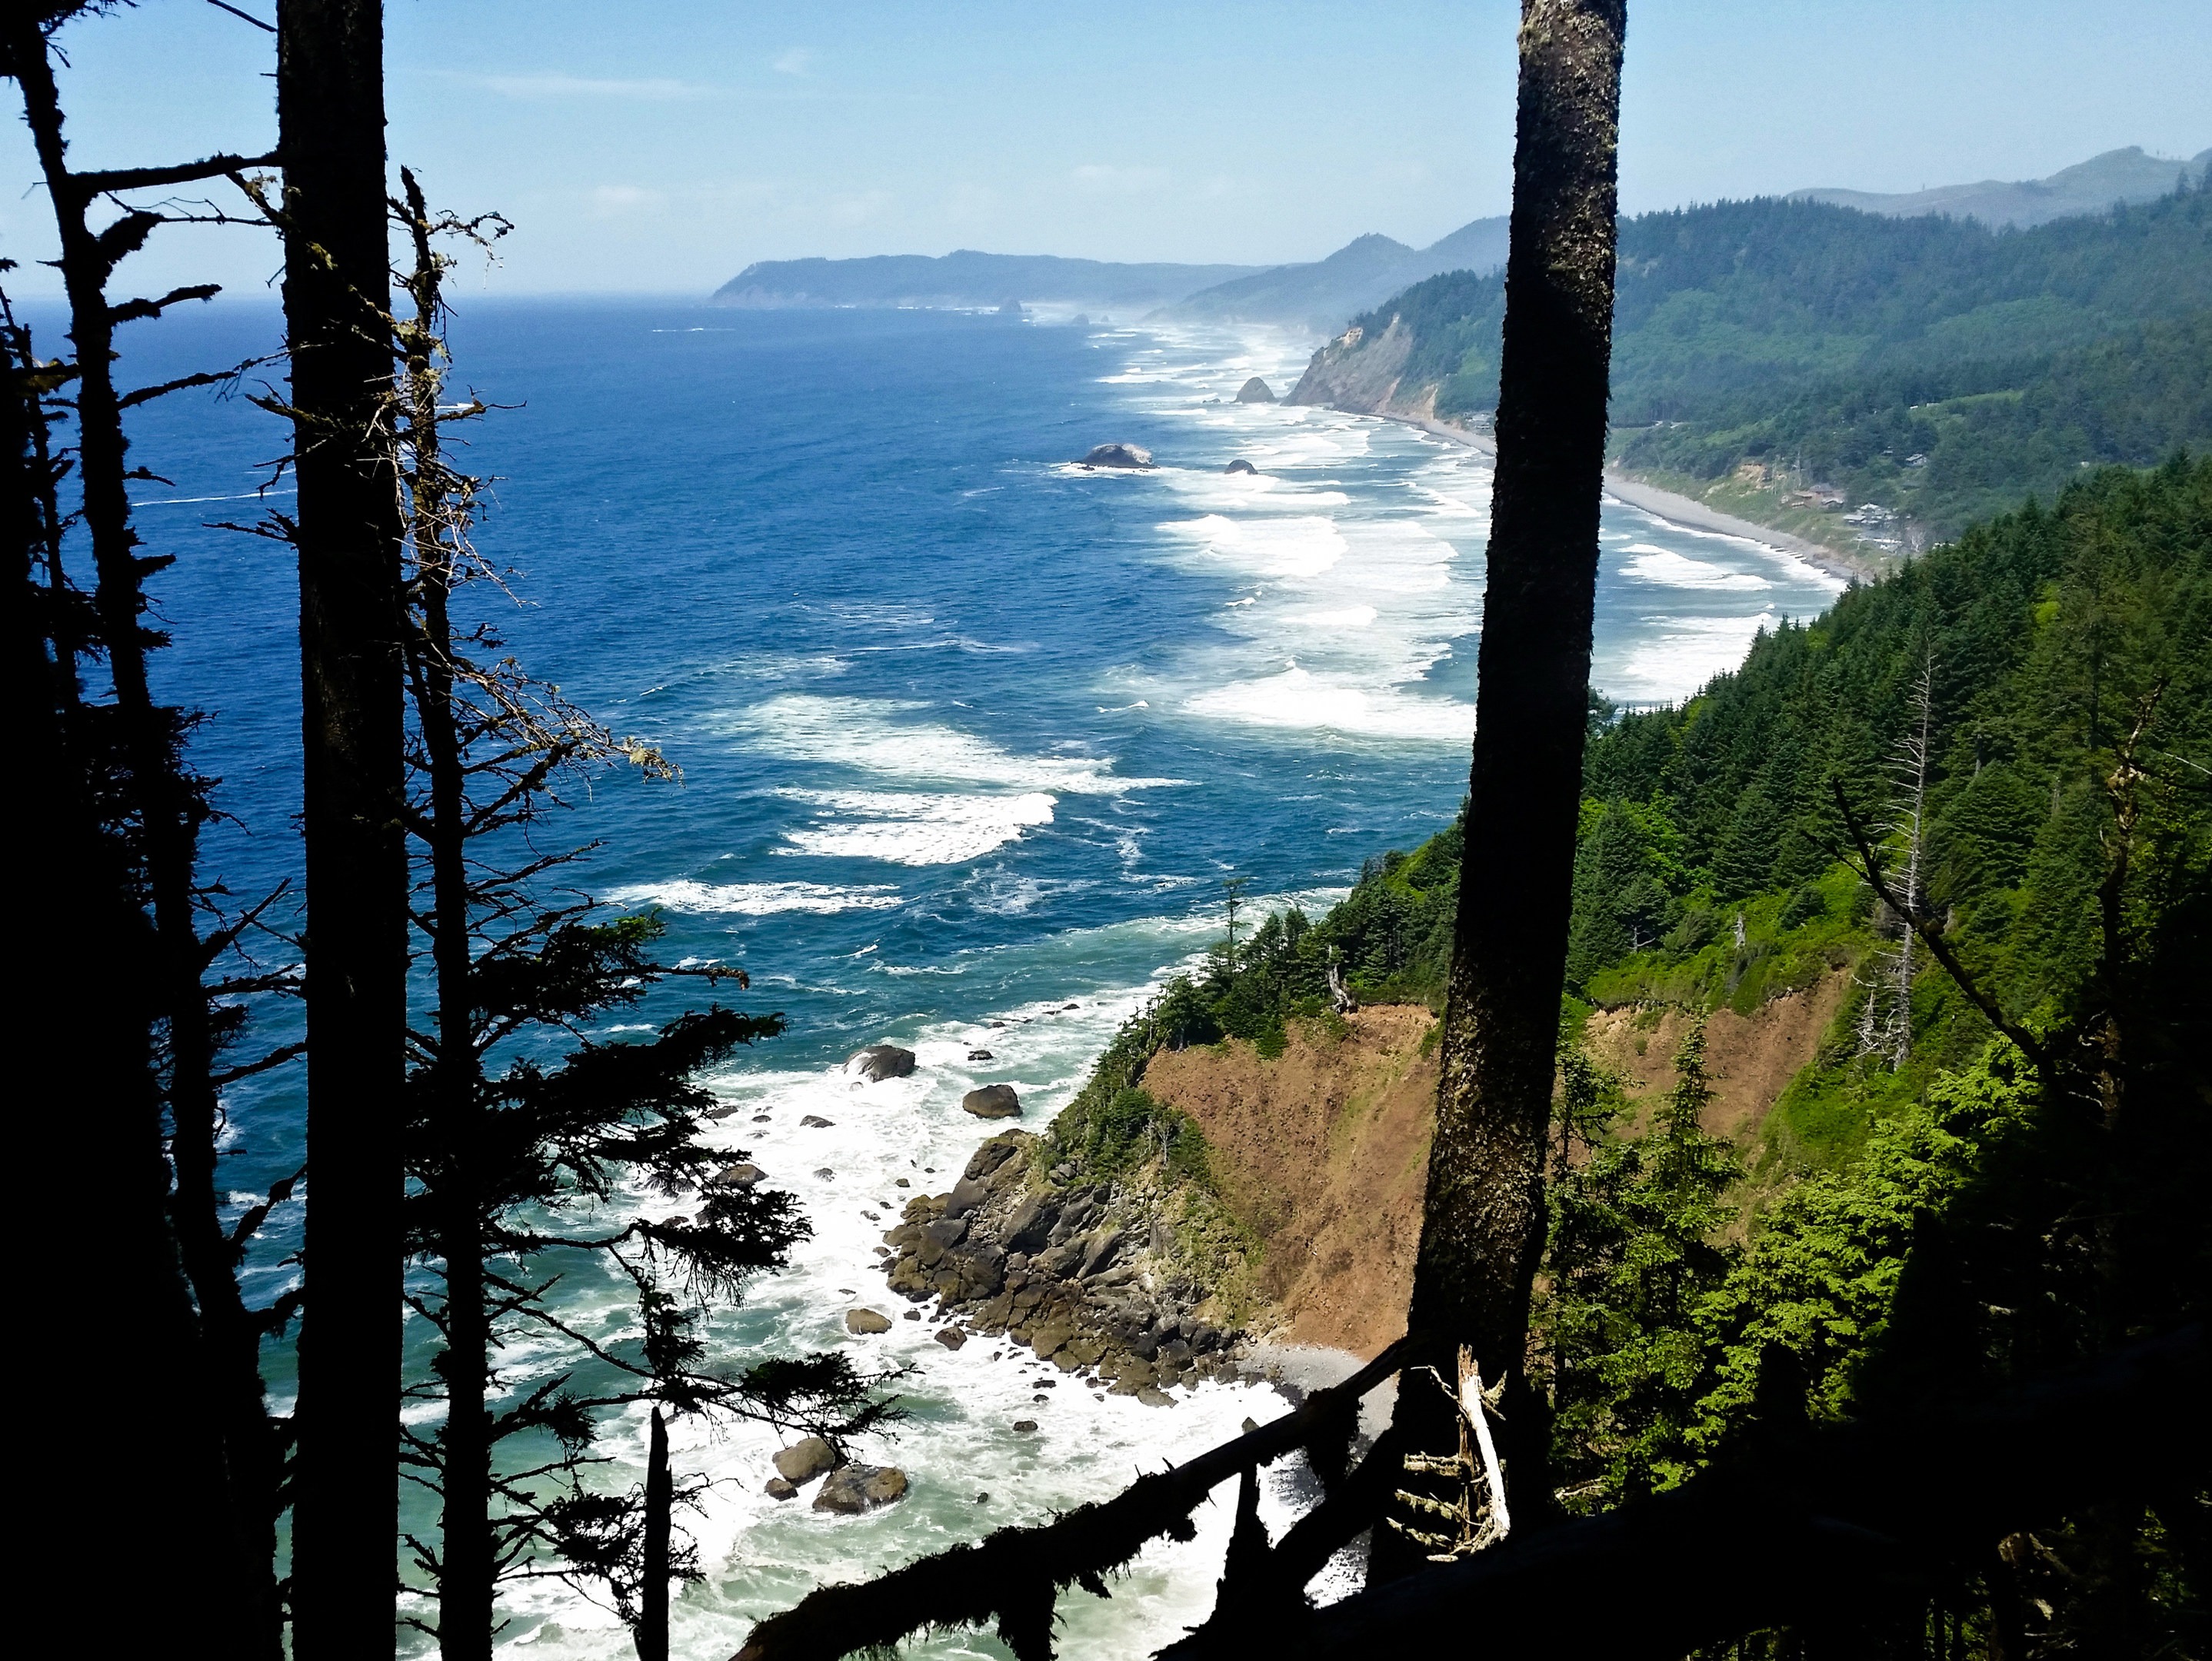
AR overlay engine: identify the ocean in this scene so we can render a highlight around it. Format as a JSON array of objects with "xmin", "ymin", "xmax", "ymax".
[{"xmin": 102, "ymin": 297, "xmax": 1842, "ymax": 1657}]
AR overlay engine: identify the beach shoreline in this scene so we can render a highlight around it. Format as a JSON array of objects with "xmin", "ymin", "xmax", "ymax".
[{"xmin": 1374, "ymin": 410, "xmax": 1881, "ymax": 586}]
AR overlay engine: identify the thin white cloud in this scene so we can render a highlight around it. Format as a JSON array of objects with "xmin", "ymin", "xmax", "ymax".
[
  {"xmin": 475, "ymin": 72, "xmax": 716, "ymax": 101},
  {"xmin": 773, "ymin": 47, "xmax": 815, "ymax": 76}
]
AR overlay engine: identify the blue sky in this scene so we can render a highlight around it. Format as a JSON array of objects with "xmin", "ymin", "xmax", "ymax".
[{"xmin": 5, "ymin": 0, "xmax": 2207, "ymax": 298}]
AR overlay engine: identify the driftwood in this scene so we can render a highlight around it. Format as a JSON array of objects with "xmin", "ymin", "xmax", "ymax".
[
  {"xmin": 731, "ymin": 1336, "xmax": 1415, "ymax": 1661},
  {"xmin": 1274, "ymin": 1326, "xmax": 2207, "ymax": 1660}
]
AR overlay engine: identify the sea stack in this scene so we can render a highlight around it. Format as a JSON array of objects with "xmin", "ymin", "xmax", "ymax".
[
  {"xmin": 1234, "ymin": 377, "xmax": 1277, "ymax": 404},
  {"xmin": 1224, "ymin": 458, "xmax": 1259, "ymax": 476},
  {"xmin": 1078, "ymin": 443, "xmax": 1154, "ymax": 470}
]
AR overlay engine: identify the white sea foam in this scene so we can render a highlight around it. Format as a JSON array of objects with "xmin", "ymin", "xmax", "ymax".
[
  {"xmin": 1187, "ymin": 663, "xmax": 1471, "ymax": 742},
  {"xmin": 601, "ymin": 879, "xmax": 904, "ymax": 916},
  {"xmin": 724, "ymin": 694, "xmax": 1178, "ymax": 794},
  {"xmin": 1620, "ymin": 544, "xmax": 1774, "ymax": 591},
  {"xmin": 775, "ymin": 787, "xmax": 1059, "ymax": 866},
  {"xmin": 1158, "ymin": 512, "xmax": 1347, "ymax": 579}
]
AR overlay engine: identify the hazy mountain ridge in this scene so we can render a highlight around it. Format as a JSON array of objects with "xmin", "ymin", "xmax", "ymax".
[
  {"xmin": 1148, "ymin": 216, "xmax": 1511, "ymax": 334},
  {"xmin": 711, "ymin": 250, "xmax": 1261, "ymax": 311},
  {"xmin": 1791, "ymin": 145, "xmax": 2212, "ymax": 230}
]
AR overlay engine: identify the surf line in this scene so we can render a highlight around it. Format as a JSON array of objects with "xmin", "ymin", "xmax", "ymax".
[{"xmin": 1358, "ymin": 408, "xmax": 1876, "ymax": 588}]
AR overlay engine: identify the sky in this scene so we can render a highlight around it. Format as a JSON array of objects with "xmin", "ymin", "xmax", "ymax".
[{"xmin": 4, "ymin": 0, "xmax": 2208, "ymax": 298}]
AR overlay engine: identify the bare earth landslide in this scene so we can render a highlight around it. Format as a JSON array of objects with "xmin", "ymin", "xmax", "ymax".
[{"xmin": 885, "ymin": 978, "xmax": 1848, "ymax": 1376}]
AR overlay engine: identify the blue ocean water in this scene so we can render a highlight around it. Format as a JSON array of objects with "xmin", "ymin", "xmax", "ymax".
[{"xmin": 99, "ymin": 298, "xmax": 1841, "ymax": 1656}]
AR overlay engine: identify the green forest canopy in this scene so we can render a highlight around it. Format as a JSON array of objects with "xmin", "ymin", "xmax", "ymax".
[{"xmin": 1351, "ymin": 180, "xmax": 2212, "ymax": 536}]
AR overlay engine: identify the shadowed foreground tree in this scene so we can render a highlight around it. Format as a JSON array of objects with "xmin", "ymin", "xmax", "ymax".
[
  {"xmin": 1371, "ymin": 0, "xmax": 1628, "ymax": 1579},
  {"xmin": 7, "ymin": 12, "xmax": 294, "ymax": 1653},
  {"xmin": 385, "ymin": 178, "xmax": 895, "ymax": 1661},
  {"xmin": 273, "ymin": 0, "xmax": 414, "ymax": 1649}
]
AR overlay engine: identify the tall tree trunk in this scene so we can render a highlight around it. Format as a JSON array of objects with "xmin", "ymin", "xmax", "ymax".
[
  {"xmin": 639, "ymin": 1407, "xmax": 673, "ymax": 1661},
  {"xmin": 7, "ymin": 25, "xmax": 285, "ymax": 1650},
  {"xmin": 1374, "ymin": 0, "xmax": 1625, "ymax": 1583},
  {"xmin": 395, "ymin": 175, "xmax": 498, "ymax": 1660},
  {"xmin": 277, "ymin": 2, "xmax": 408, "ymax": 1650}
]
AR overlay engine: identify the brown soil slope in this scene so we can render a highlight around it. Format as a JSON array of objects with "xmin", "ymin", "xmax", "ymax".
[
  {"xmin": 1141, "ymin": 971, "xmax": 1848, "ymax": 1359},
  {"xmin": 1143, "ymin": 1007, "xmax": 1437, "ymax": 1357}
]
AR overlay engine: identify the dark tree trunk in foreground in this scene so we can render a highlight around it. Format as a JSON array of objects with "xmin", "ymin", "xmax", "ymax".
[
  {"xmin": 278, "ymin": 1, "xmax": 409, "ymax": 1650},
  {"xmin": 8, "ymin": 19, "xmax": 287, "ymax": 1649},
  {"xmin": 638, "ymin": 1407, "xmax": 673, "ymax": 1661},
  {"xmin": 1374, "ymin": 0, "xmax": 1625, "ymax": 1581}
]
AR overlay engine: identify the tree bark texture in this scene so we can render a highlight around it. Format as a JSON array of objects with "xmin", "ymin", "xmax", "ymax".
[
  {"xmin": 1376, "ymin": 0, "xmax": 1625, "ymax": 1580},
  {"xmin": 277, "ymin": 2, "xmax": 408, "ymax": 1651}
]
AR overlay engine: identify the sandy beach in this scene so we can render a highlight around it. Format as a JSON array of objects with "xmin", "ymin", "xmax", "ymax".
[{"xmin": 1378, "ymin": 410, "xmax": 1881, "ymax": 585}]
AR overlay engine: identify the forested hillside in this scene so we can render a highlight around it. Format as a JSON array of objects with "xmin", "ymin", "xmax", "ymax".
[
  {"xmin": 1043, "ymin": 458, "xmax": 2209, "ymax": 1648},
  {"xmin": 1293, "ymin": 180, "xmax": 2212, "ymax": 541}
]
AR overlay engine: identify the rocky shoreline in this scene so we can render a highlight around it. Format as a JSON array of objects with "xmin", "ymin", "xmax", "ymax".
[{"xmin": 873, "ymin": 1130, "xmax": 1254, "ymax": 1405}]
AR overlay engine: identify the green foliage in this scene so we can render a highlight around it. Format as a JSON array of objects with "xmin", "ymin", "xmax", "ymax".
[
  {"xmin": 1352, "ymin": 179, "xmax": 2212, "ymax": 537},
  {"xmin": 1539, "ymin": 1022, "xmax": 1743, "ymax": 1506}
]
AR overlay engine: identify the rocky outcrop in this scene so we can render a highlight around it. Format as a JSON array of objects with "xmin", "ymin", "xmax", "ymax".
[
  {"xmin": 773, "ymin": 1436, "xmax": 838, "ymax": 1483},
  {"xmin": 848, "ymin": 1044, "xmax": 916, "ymax": 1082},
  {"xmin": 844, "ymin": 1308, "xmax": 892, "ymax": 1334},
  {"xmin": 1078, "ymin": 443, "xmax": 1154, "ymax": 470},
  {"xmin": 1224, "ymin": 458, "xmax": 1258, "ymax": 475},
  {"xmin": 1286, "ymin": 315, "xmax": 1417, "ymax": 416},
  {"xmin": 709, "ymin": 1161, "xmax": 765, "ymax": 1190},
  {"xmin": 878, "ymin": 1132, "xmax": 1248, "ymax": 1404},
  {"xmin": 1234, "ymin": 377, "xmax": 1277, "ymax": 404},
  {"xmin": 962, "ymin": 1084, "xmax": 1022, "ymax": 1118},
  {"xmin": 814, "ymin": 1464, "xmax": 909, "ymax": 1513}
]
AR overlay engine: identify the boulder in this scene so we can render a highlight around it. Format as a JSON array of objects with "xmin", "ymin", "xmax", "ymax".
[
  {"xmin": 934, "ymin": 1326, "xmax": 967, "ymax": 1350},
  {"xmin": 1234, "ymin": 377, "xmax": 1277, "ymax": 404},
  {"xmin": 962, "ymin": 1084, "xmax": 1022, "ymax": 1120},
  {"xmin": 1224, "ymin": 458, "xmax": 1259, "ymax": 475},
  {"xmin": 1077, "ymin": 1227, "xmax": 1125, "ymax": 1279},
  {"xmin": 708, "ymin": 1162, "xmax": 764, "ymax": 1190},
  {"xmin": 1078, "ymin": 443, "xmax": 1154, "ymax": 471},
  {"xmin": 773, "ymin": 1436, "xmax": 838, "ymax": 1484},
  {"xmin": 848, "ymin": 1044, "xmax": 916, "ymax": 1083},
  {"xmin": 1012, "ymin": 1420, "xmax": 1038, "ymax": 1433},
  {"xmin": 968, "ymin": 1048, "xmax": 994, "ymax": 1060},
  {"xmin": 801, "ymin": 1114, "xmax": 834, "ymax": 1128},
  {"xmin": 944, "ymin": 1175, "xmax": 992, "ymax": 1219},
  {"xmin": 813, "ymin": 1464, "xmax": 909, "ymax": 1513},
  {"xmin": 765, "ymin": 1476, "xmax": 798, "ymax": 1501},
  {"xmin": 1001, "ymin": 1192, "xmax": 1061, "ymax": 1253},
  {"xmin": 845, "ymin": 1308, "xmax": 892, "ymax": 1335}
]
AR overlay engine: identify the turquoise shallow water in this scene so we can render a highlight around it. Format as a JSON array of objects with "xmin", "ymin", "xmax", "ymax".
[{"xmin": 95, "ymin": 298, "xmax": 1841, "ymax": 1656}]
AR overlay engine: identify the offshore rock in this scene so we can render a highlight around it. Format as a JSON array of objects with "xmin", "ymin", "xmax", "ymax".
[
  {"xmin": 962, "ymin": 1084, "xmax": 1023, "ymax": 1119},
  {"xmin": 1224, "ymin": 458, "xmax": 1259, "ymax": 475},
  {"xmin": 773, "ymin": 1437, "xmax": 838, "ymax": 1483},
  {"xmin": 814, "ymin": 1464, "xmax": 909, "ymax": 1513},
  {"xmin": 1234, "ymin": 377, "xmax": 1276, "ymax": 403},
  {"xmin": 1078, "ymin": 442, "xmax": 1154, "ymax": 470},
  {"xmin": 765, "ymin": 1476, "xmax": 798, "ymax": 1501},
  {"xmin": 708, "ymin": 1162, "xmax": 764, "ymax": 1190},
  {"xmin": 848, "ymin": 1044, "xmax": 916, "ymax": 1082},
  {"xmin": 844, "ymin": 1308, "xmax": 892, "ymax": 1334}
]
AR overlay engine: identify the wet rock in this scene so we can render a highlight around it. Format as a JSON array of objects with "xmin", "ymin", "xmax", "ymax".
[
  {"xmin": 773, "ymin": 1436, "xmax": 838, "ymax": 1483},
  {"xmin": 704, "ymin": 1105, "xmax": 741, "ymax": 1120},
  {"xmin": 968, "ymin": 1049, "xmax": 994, "ymax": 1060},
  {"xmin": 1012, "ymin": 1420, "xmax": 1038, "ymax": 1433},
  {"xmin": 962, "ymin": 1084, "xmax": 1022, "ymax": 1119},
  {"xmin": 845, "ymin": 1308, "xmax": 891, "ymax": 1335},
  {"xmin": 765, "ymin": 1476, "xmax": 798, "ymax": 1501},
  {"xmin": 1078, "ymin": 442, "xmax": 1154, "ymax": 470},
  {"xmin": 903, "ymin": 1310, "xmax": 922, "ymax": 1321},
  {"xmin": 708, "ymin": 1162, "xmax": 764, "ymax": 1190},
  {"xmin": 813, "ymin": 1464, "xmax": 908, "ymax": 1513},
  {"xmin": 848, "ymin": 1044, "xmax": 916, "ymax": 1083},
  {"xmin": 934, "ymin": 1326, "xmax": 966, "ymax": 1350},
  {"xmin": 801, "ymin": 1114, "xmax": 834, "ymax": 1128},
  {"xmin": 1224, "ymin": 458, "xmax": 1259, "ymax": 474},
  {"xmin": 964, "ymin": 1138, "xmax": 1024, "ymax": 1181},
  {"xmin": 1234, "ymin": 377, "xmax": 1277, "ymax": 404},
  {"xmin": 813, "ymin": 1167, "xmax": 835, "ymax": 1181},
  {"xmin": 1137, "ymin": 1386, "xmax": 1174, "ymax": 1407}
]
